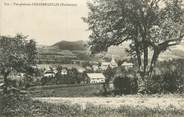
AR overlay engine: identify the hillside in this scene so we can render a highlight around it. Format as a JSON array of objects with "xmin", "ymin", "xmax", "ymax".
[
  {"xmin": 37, "ymin": 40, "xmax": 184, "ymax": 63},
  {"xmin": 37, "ymin": 40, "xmax": 90, "ymax": 63},
  {"xmin": 158, "ymin": 41, "xmax": 184, "ymax": 61},
  {"xmin": 52, "ymin": 40, "xmax": 87, "ymax": 51}
]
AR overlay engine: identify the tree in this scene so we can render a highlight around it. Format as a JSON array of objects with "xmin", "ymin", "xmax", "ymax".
[
  {"xmin": 0, "ymin": 34, "xmax": 38, "ymax": 93},
  {"xmin": 68, "ymin": 68, "xmax": 80, "ymax": 84},
  {"xmin": 103, "ymin": 65, "xmax": 114, "ymax": 82},
  {"xmin": 83, "ymin": 0, "xmax": 184, "ymax": 93},
  {"xmin": 25, "ymin": 39, "xmax": 37, "ymax": 65}
]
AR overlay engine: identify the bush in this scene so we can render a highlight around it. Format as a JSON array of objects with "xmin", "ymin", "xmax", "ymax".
[
  {"xmin": 113, "ymin": 67, "xmax": 138, "ymax": 95},
  {"xmin": 0, "ymin": 89, "xmax": 33, "ymax": 117},
  {"xmin": 146, "ymin": 59, "xmax": 184, "ymax": 94}
]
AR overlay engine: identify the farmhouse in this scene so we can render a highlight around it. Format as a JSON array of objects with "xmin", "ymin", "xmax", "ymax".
[
  {"xmin": 101, "ymin": 56, "xmax": 118, "ymax": 70},
  {"xmin": 61, "ymin": 68, "xmax": 68, "ymax": 75},
  {"xmin": 86, "ymin": 73, "xmax": 106, "ymax": 83},
  {"xmin": 101, "ymin": 62, "xmax": 111, "ymax": 70},
  {"xmin": 121, "ymin": 62, "xmax": 134, "ymax": 69},
  {"xmin": 92, "ymin": 64, "xmax": 100, "ymax": 71}
]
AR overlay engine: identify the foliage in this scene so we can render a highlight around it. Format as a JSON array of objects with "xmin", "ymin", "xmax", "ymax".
[
  {"xmin": 0, "ymin": 90, "xmax": 33, "ymax": 117},
  {"xmin": 83, "ymin": 0, "xmax": 184, "ymax": 92},
  {"xmin": 0, "ymin": 34, "xmax": 38, "ymax": 93},
  {"xmin": 25, "ymin": 39, "xmax": 37, "ymax": 65},
  {"xmin": 103, "ymin": 66, "xmax": 114, "ymax": 82},
  {"xmin": 68, "ymin": 68, "xmax": 81, "ymax": 83},
  {"xmin": 113, "ymin": 67, "xmax": 138, "ymax": 95},
  {"xmin": 146, "ymin": 59, "xmax": 184, "ymax": 94}
]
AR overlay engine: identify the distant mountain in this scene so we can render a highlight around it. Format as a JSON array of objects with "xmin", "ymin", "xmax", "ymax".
[
  {"xmin": 37, "ymin": 40, "xmax": 91, "ymax": 62},
  {"xmin": 172, "ymin": 49, "xmax": 184, "ymax": 58},
  {"xmin": 37, "ymin": 40, "xmax": 184, "ymax": 62},
  {"xmin": 52, "ymin": 40, "xmax": 87, "ymax": 51},
  {"xmin": 104, "ymin": 42, "xmax": 184, "ymax": 61},
  {"xmin": 158, "ymin": 41, "xmax": 184, "ymax": 60}
]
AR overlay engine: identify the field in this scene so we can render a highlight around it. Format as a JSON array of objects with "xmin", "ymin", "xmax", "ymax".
[
  {"xmin": 1, "ymin": 92, "xmax": 184, "ymax": 117},
  {"xmin": 28, "ymin": 84, "xmax": 184, "ymax": 116},
  {"xmin": 31, "ymin": 95, "xmax": 184, "ymax": 117},
  {"xmin": 1, "ymin": 83, "xmax": 184, "ymax": 116},
  {"xmin": 1, "ymin": 83, "xmax": 184, "ymax": 117},
  {"xmin": 35, "ymin": 95, "xmax": 184, "ymax": 110},
  {"xmin": 29, "ymin": 83, "xmax": 104, "ymax": 97}
]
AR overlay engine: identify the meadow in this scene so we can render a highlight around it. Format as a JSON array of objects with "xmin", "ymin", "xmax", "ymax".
[
  {"xmin": 29, "ymin": 83, "xmax": 104, "ymax": 97},
  {"xmin": 1, "ymin": 96, "xmax": 184, "ymax": 117},
  {"xmin": 1, "ymin": 83, "xmax": 184, "ymax": 117}
]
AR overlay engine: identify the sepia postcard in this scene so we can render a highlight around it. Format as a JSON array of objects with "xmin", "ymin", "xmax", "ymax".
[{"xmin": 0, "ymin": 0, "xmax": 184, "ymax": 117}]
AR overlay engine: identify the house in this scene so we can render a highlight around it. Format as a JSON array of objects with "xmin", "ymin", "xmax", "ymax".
[
  {"xmin": 77, "ymin": 67, "xmax": 86, "ymax": 73},
  {"xmin": 121, "ymin": 62, "xmax": 134, "ymax": 69},
  {"xmin": 86, "ymin": 73, "xmax": 106, "ymax": 83},
  {"xmin": 101, "ymin": 56, "xmax": 118, "ymax": 70},
  {"xmin": 72, "ymin": 60, "xmax": 88, "ymax": 65},
  {"xmin": 44, "ymin": 70, "xmax": 55, "ymax": 77},
  {"xmin": 101, "ymin": 62, "xmax": 111, "ymax": 70},
  {"xmin": 92, "ymin": 64, "xmax": 100, "ymax": 71},
  {"xmin": 110, "ymin": 56, "xmax": 118, "ymax": 68},
  {"xmin": 61, "ymin": 68, "xmax": 68, "ymax": 75}
]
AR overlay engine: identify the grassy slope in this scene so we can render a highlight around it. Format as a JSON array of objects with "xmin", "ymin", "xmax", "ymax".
[
  {"xmin": 1, "ymin": 89, "xmax": 184, "ymax": 117},
  {"xmin": 35, "ymin": 102, "xmax": 184, "ymax": 117},
  {"xmin": 35, "ymin": 95, "xmax": 184, "ymax": 110},
  {"xmin": 2, "ymin": 100, "xmax": 184, "ymax": 117},
  {"xmin": 38, "ymin": 40, "xmax": 91, "ymax": 61},
  {"xmin": 29, "ymin": 84, "xmax": 104, "ymax": 97}
]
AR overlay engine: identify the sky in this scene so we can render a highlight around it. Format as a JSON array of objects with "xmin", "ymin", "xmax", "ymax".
[{"xmin": 0, "ymin": 0, "xmax": 90, "ymax": 45}]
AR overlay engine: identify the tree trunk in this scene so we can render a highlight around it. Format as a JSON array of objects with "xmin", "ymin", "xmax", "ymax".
[
  {"xmin": 3, "ymin": 72, "xmax": 10, "ymax": 94},
  {"xmin": 134, "ymin": 37, "xmax": 142, "ymax": 69},
  {"xmin": 136, "ymin": 42, "xmax": 149, "ymax": 93},
  {"xmin": 135, "ymin": 25, "xmax": 149, "ymax": 93},
  {"xmin": 143, "ymin": 44, "xmax": 148, "ymax": 75},
  {"xmin": 149, "ymin": 48, "xmax": 160, "ymax": 77}
]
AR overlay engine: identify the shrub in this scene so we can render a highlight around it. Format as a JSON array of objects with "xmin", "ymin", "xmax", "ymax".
[
  {"xmin": 146, "ymin": 59, "xmax": 184, "ymax": 94},
  {"xmin": 0, "ymin": 89, "xmax": 33, "ymax": 117},
  {"xmin": 113, "ymin": 67, "xmax": 138, "ymax": 95}
]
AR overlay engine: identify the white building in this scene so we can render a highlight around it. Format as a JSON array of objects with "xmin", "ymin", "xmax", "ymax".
[
  {"xmin": 92, "ymin": 65, "xmax": 100, "ymax": 72},
  {"xmin": 101, "ymin": 62, "xmax": 111, "ymax": 70},
  {"xmin": 101, "ymin": 56, "xmax": 118, "ymax": 70},
  {"xmin": 110, "ymin": 56, "xmax": 118, "ymax": 68},
  {"xmin": 121, "ymin": 62, "xmax": 134, "ymax": 69},
  {"xmin": 86, "ymin": 73, "xmax": 106, "ymax": 83},
  {"xmin": 61, "ymin": 68, "xmax": 68, "ymax": 75}
]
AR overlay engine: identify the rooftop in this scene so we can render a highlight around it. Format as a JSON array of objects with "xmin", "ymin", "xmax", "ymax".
[{"xmin": 87, "ymin": 73, "xmax": 106, "ymax": 79}]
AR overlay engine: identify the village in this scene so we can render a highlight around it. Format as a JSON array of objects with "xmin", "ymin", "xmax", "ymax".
[{"xmin": 38, "ymin": 56, "xmax": 134, "ymax": 85}]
